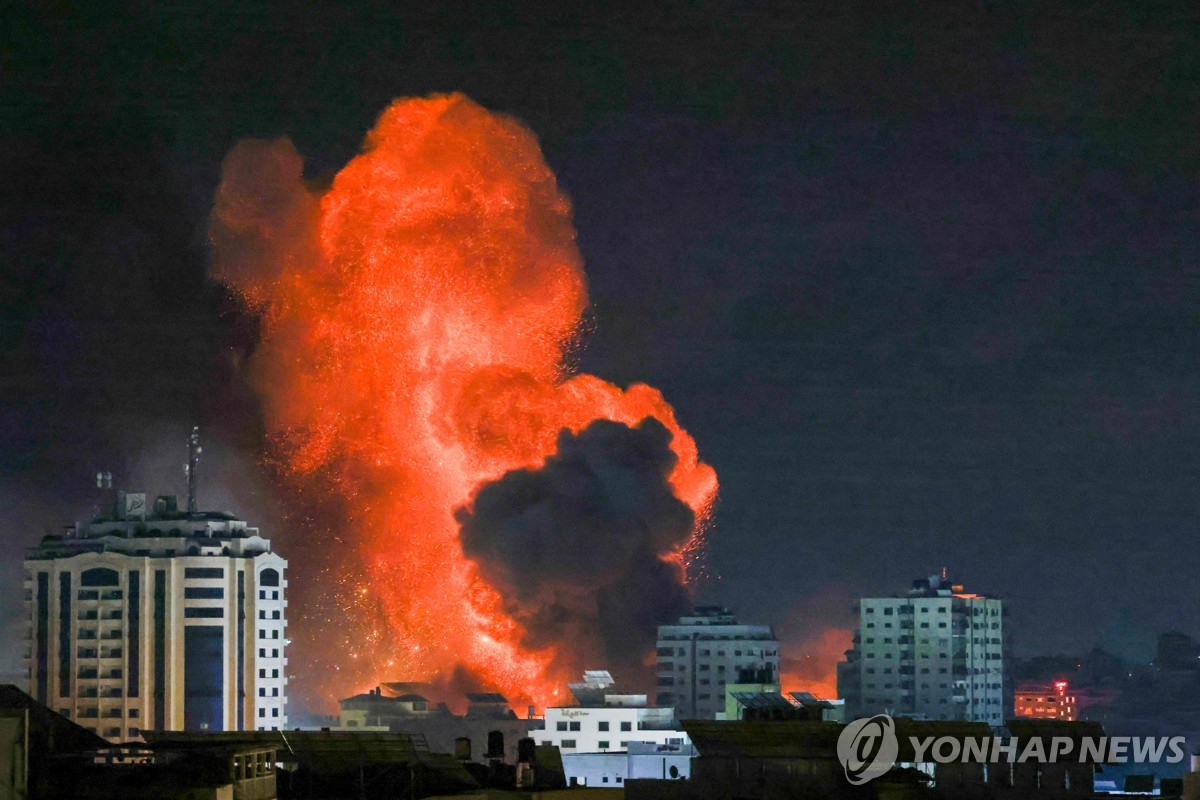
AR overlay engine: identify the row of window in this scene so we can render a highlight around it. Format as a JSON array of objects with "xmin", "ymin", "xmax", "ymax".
[
  {"xmin": 864, "ymin": 621, "xmax": 1000, "ymax": 630},
  {"xmin": 866, "ymin": 682, "xmax": 1002, "ymax": 690},
  {"xmin": 551, "ymin": 740, "xmax": 635, "ymax": 750},
  {"xmin": 656, "ymin": 662, "xmax": 768, "ymax": 672},
  {"xmin": 862, "ymin": 652, "xmax": 1002, "ymax": 660},
  {"xmin": 864, "ymin": 633, "xmax": 1001, "ymax": 642},
  {"xmin": 657, "ymin": 677, "xmax": 732, "ymax": 687},
  {"xmin": 77, "ymin": 668, "xmax": 122, "ymax": 679},
  {"xmin": 865, "ymin": 606, "xmax": 1000, "ymax": 616},
  {"xmin": 77, "ymin": 590, "xmax": 122, "ymax": 601},
  {"xmin": 555, "ymin": 720, "xmax": 634, "ymax": 732}
]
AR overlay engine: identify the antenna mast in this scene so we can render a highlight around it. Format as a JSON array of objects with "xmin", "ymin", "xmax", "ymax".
[{"xmin": 185, "ymin": 426, "xmax": 202, "ymax": 513}]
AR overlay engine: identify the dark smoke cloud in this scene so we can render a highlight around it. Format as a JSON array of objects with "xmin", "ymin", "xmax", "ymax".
[{"xmin": 457, "ymin": 417, "xmax": 694, "ymax": 690}]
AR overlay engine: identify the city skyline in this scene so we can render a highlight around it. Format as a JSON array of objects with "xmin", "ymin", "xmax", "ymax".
[{"xmin": 3, "ymin": 1, "xmax": 1200, "ymax": 712}]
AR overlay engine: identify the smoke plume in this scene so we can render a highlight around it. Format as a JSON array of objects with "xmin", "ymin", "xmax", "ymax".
[
  {"xmin": 209, "ymin": 93, "xmax": 717, "ymax": 708},
  {"xmin": 457, "ymin": 417, "xmax": 694, "ymax": 688}
]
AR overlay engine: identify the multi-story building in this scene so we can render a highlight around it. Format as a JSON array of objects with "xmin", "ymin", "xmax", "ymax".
[
  {"xmin": 1014, "ymin": 680, "xmax": 1077, "ymax": 720},
  {"xmin": 837, "ymin": 574, "xmax": 1005, "ymax": 725},
  {"xmin": 654, "ymin": 607, "xmax": 780, "ymax": 720},
  {"xmin": 536, "ymin": 671, "xmax": 689, "ymax": 757},
  {"xmin": 23, "ymin": 487, "xmax": 287, "ymax": 739}
]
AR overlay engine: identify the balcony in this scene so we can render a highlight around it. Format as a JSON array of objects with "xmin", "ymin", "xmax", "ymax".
[
  {"xmin": 100, "ymin": 648, "xmax": 123, "ymax": 659},
  {"xmin": 78, "ymin": 611, "xmax": 98, "ymax": 621}
]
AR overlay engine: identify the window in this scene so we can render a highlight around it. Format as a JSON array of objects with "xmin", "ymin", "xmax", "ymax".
[
  {"xmin": 557, "ymin": 721, "xmax": 568, "ymax": 731},
  {"xmin": 599, "ymin": 740, "xmax": 610, "ymax": 749},
  {"xmin": 184, "ymin": 568, "xmax": 224, "ymax": 579},
  {"xmin": 560, "ymin": 740, "xmax": 576, "ymax": 749},
  {"xmin": 272, "ymin": 708, "xmax": 279, "ymax": 717},
  {"xmin": 569, "ymin": 721, "xmax": 580, "ymax": 731},
  {"xmin": 598, "ymin": 721, "xmax": 609, "ymax": 731},
  {"xmin": 185, "ymin": 608, "xmax": 223, "ymax": 618},
  {"xmin": 620, "ymin": 722, "xmax": 631, "ymax": 732},
  {"xmin": 259, "ymin": 568, "xmax": 280, "ymax": 587},
  {"xmin": 184, "ymin": 587, "xmax": 224, "ymax": 599}
]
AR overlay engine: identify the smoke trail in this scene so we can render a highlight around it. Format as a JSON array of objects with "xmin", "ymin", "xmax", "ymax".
[{"xmin": 209, "ymin": 94, "xmax": 717, "ymax": 708}]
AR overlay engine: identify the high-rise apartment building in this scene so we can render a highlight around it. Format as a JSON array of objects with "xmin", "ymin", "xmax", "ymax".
[
  {"xmin": 655, "ymin": 607, "xmax": 780, "ymax": 720},
  {"xmin": 23, "ymin": 488, "xmax": 287, "ymax": 739},
  {"xmin": 837, "ymin": 574, "xmax": 1005, "ymax": 725}
]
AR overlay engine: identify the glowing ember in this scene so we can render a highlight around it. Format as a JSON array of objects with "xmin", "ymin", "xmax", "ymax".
[{"xmin": 211, "ymin": 94, "xmax": 717, "ymax": 710}]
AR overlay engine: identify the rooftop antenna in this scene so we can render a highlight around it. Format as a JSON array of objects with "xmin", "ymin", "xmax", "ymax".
[
  {"xmin": 92, "ymin": 469, "xmax": 113, "ymax": 525},
  {"xmin": 940, "ymin": 566, "xmax": 948, "ymax": 581},
  {"xmin": 185, "ymin": 425, "xmax": 202, "ymax": 513}
]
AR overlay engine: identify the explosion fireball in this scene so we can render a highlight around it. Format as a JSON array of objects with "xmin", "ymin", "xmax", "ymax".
[{"xmin": 210, "ymin": 94, "xmax": 717, "ymax": 710}]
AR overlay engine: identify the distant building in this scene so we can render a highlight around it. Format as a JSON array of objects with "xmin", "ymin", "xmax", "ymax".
[
  {"xmin": 655, "ymin": 607, "xmax": 780, "ymax": 720},
  {"xmin": 536, "ymin": 671, "xmax": 690, "ymax": 759},
  {"xmin": 336, "ymin": 686, "xmax": 533, "ymax": 763},
  {"xmin": 1014, "ymin": 680, "xmax": 1077, "ymax": 720},
  {"xmin": 23, "ymin": 479, "xmax": 287, "ymax": 738},
  {"xmin": 837, "ymin": 573, "xmax": 1005, "ymax": 724}
]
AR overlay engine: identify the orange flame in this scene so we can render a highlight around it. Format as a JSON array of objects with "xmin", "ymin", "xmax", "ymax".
[{"xmin": 211, "ymin": 94, "xmax": 717, "ymax": 711}]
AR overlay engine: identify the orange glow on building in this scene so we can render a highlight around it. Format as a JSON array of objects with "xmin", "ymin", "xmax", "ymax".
[{"xmin": 1013, "ymin": 680, "xmax": 1077, "ymax": 721}]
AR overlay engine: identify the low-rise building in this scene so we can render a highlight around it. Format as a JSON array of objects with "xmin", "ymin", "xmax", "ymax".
[
  {"xmin": 535, "ymin": 671, "xmax": 690, "ymax": 759},
  {"xmin": 1013, "ymin": 680, "xmax": 1077, "ymax": 720},
  {"xmin": 655, "ymin": 608, "xmax": 780, "ymax": 720},
  {"xmin": 560, "ymin": 741, "xmax": 695, "ymax": 789}
]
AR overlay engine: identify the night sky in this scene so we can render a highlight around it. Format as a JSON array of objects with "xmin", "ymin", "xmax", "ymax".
[{"xmin": 3, "ymin": 1, "xmax": 1199, "ymax": 683}]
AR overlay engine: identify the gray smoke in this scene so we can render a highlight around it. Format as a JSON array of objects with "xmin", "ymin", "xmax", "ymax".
[{"xmin": 456, "ymin": 417, "xmax": 695, "ymax": 690}]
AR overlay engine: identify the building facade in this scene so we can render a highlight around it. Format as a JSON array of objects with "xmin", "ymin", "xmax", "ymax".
[
  {"xmin": 1013, "ymin": 680, "xmax": 1077, "ymax": 720},
  {"xmin": 23, "ymin": 490, "xmax": 287, "ymax": 739},
  {"xmin": 560, "ymin": 742, "xmax": 695, "ymax": 788},
  {"xmin": 535, "ymin": 671, "xmax": 689, "ymax": 756},
  {"xmin": 837, "ymin": 574, "xmax": 1005, "ymax": 724},
  {"xmin": 655, "ymin": 607, "xmax": 780, "ymax": 720}
]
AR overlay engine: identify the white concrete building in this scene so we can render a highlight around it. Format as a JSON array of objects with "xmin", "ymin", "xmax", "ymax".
[
  {"xmin": 655, "ymin": 607, "xmax": 780, "ymax": 719},
  {"xmin": 837, "ymin": 573, "xmax": 1005, "ymax": 724},
  {"xmin": 560, "ymin": 742, "xmax": 695, "ymax": 788},
  {"xmin": 536, "ymin": 671, "xmax": 689, "ymax": 757},
  {"xmin": 22, "ymin": 488, "xmax": 287, "ymax": 739}
]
